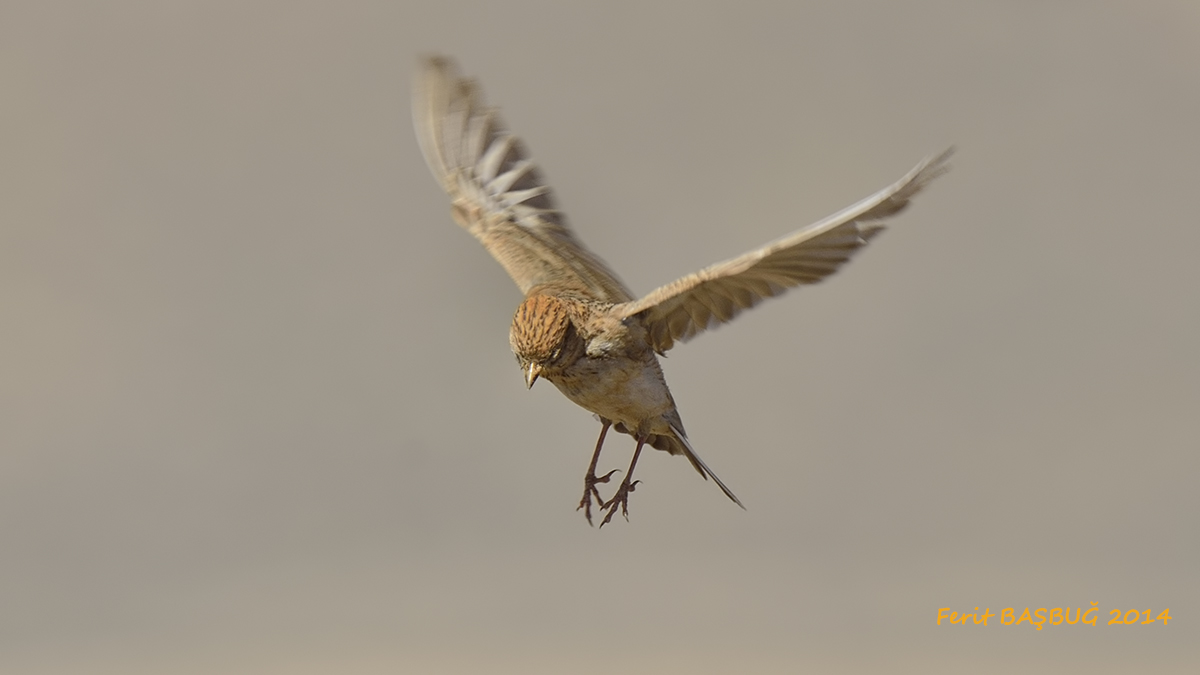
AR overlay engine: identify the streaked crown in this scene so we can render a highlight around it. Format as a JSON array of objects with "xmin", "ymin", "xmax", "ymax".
[{"xmin": 510, "ymin": 294, "xmax": 572, "ymax": 363}]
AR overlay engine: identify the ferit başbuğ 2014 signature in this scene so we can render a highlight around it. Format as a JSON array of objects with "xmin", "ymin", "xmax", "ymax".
[{"xmin": 937, "ymin": 603, "xmax": 1172, "ymax": 630}]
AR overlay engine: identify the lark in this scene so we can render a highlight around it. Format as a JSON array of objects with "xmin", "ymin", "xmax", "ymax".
[{"xmin": 413, "ymin": 56, "xmax": 951, "ymax": 526}]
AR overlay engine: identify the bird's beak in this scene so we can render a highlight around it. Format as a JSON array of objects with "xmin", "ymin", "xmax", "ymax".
[{"xmin": 524, "ymin": 362, "xmax": 542, "ymax": 389}]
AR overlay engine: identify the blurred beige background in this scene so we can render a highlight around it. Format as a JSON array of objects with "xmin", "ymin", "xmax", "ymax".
[{"xmin": 2, "ymin": 1, "xmax": 1197, "ymax": 673}]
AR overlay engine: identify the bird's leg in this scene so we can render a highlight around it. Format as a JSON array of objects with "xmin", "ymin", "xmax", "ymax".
[
  {"xmin": 599, "ymin": 435, "xmax": 646, "ymax": 528},
  {"xmin": 577, "ymin": 419, "xmax": 619, "ymax": 526}
]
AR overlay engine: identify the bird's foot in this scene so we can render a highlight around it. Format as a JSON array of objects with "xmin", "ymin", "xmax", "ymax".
[
  {"xmin": 577, "ymin": 469, "xmax": 620, "ymax": 526},
  {"xmin": 598, "ymin": 477, "xmax": 641, "ymax": 528}
]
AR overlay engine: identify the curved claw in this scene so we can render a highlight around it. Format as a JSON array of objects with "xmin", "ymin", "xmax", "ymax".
[
  {"xmin": 598, "ymin": 479, "xmax": 641, "ymax": 528},
  {"xmin": 577, "ymin": 491, "xmax": 599, "ymax": 526},
  {"xmin": 577, "ymin": 469, "xmax": 621, "ymax": 527}
]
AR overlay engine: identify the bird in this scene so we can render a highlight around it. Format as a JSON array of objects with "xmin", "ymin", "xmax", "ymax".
[{"xmin": 412, "ymin": 56, "xmax": 951, "ymax": 526}]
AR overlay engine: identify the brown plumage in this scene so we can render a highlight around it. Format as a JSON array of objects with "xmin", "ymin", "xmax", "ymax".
[{"xmin": 413, "ymin": 56, "xmax": 951, "ymax": 525}]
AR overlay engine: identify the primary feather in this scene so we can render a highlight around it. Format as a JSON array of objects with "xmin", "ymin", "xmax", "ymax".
[
  {"xmin": 413, "ymin": 56, "xmax": 634, "ymax": 303},
  {"xmin": 619, "ymin": 149, "xmax": 953, "ymax": 352}
]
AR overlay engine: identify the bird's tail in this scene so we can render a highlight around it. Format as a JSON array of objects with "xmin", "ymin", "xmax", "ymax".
[{"xmin": 665, "ymin": 422, "xmax": 744, "ymax": 509}]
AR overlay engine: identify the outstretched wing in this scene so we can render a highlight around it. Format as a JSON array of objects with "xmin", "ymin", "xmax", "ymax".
[
  {"xmin": 413, "ymin": 56, "xmax": 634, "ymax": 303},
  {"xmin": 619, "ymin": 149, "xmax": 953, "ymax": 352}
]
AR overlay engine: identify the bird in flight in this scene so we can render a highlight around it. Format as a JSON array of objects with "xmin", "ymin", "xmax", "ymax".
[{"xmin": 413, "ymin": 56, "xmax": 951, "ymax": 526}]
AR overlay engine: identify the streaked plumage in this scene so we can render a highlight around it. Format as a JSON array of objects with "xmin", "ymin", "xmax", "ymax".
[{"xmin": 413, "ymin": 56, "xmax": 951, "ymax": 525}]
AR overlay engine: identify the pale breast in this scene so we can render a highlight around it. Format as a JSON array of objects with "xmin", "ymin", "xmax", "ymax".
[{"xmin": 548, "ymin": 352, "xmax": 675, "ymax": 436}]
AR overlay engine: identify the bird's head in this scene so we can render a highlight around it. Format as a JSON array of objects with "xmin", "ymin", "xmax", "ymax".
[{"xmin": 510, "ymin": 294, "xmax": 580, "ymax": 388}]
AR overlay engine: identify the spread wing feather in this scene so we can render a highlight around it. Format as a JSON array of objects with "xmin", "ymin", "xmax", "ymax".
[
  {"xmin": 619, "ymin": 149, "xmax": 953, "ymax": 352},
  {"xmin": 413, "ymin": 57, "xmax": 634, "ymax": 303}
]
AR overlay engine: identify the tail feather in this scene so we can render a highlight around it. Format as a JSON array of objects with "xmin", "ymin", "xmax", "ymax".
[
  {"xmin": 611, "ymin": 418, "xmax": 744, "ymax": 508},
  {"xmin": 666, "ymin": 422, "xmax": 744, "ymax": 509}
]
